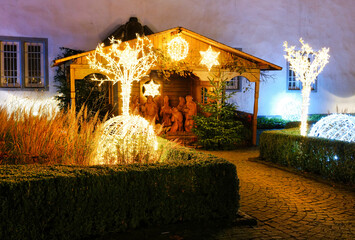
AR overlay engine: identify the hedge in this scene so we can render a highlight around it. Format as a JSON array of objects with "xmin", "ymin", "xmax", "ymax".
[
  {"xmin": 259, "ymin": 129, "xmax": 355, "ymax": 184},
  {"xmin": 0, "ymin": 147, "xmax": 239, "ymax": 240}
]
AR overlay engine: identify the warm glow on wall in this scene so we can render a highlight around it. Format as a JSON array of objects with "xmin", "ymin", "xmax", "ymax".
[
  {"xmin": 143, "ymin": 80, "xmax": 160, "ymax": 98},
  {"xmin": 87, "ymin": 35, "xmax": 157, "ymax": 116},
  {"xmin": 167, "ymin": 35, "xmax": 189, "ymax": 61},
  {"xmin": 284, "ymin": 38, "xmax": 330, "ymax": 136},
  {"xmin": 200, "ymin": 45, "xmax": 220, "ymax": 71}
]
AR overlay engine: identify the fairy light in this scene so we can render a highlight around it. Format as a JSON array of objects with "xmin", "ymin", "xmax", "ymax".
[
  {"xmin": 1, "ymin": 93, "xmax": 59, "ymax": 118},
  {"xmin": 94, "ymin": 115, "xmax": 158, "ymax": 165},
  {"xmin": 143, "ymin": 80, "xmax": 160, "ymax": 98},
  {"xmin": 284, "ymin": 38, "xmax": 330, "ymax": 136},
  {"xmin": 87, "ymin": 35, "xmax": 157, "ymax": 116},
  {"xmin": 167, "ymin": 35, "xmax": 189, "ymax": 61},
  {"xmin": 200, "ymin": 45, "xmax": 220, "ymax": 71},
  {"xmin": 309, "ymin": 114, "xmax": 355, "ymax": 143}
]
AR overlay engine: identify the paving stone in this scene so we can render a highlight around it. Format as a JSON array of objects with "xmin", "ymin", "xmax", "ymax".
[{"xmin": 90, "ymin": 147, "xmax": 355, "ymax": 240}]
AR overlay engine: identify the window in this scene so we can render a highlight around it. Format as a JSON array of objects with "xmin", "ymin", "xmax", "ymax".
[
  {"xmin": 0, "ymin": 36, "xmax": 48, "ymax": 89},
  {"xmin": 226, "ymin": 76, "xmax": 242, "ymax": 91},
  {"xmin": 201, "ymin": 87, "xmax": 208, "ymax": 103},
  {"xmin": 287, "ymin": 61, "xmax": 317, "ymax": 91}
]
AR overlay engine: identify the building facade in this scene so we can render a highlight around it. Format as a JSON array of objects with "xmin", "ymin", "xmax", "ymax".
[{"xmin": 0, "ymin": 0, "xmax": 354, "ymax": 116}]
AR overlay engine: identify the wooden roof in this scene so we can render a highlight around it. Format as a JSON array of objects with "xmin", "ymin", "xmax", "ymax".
[{"xmin": 52, "ymin": 27, "xmax": 282, "ymax": 71}]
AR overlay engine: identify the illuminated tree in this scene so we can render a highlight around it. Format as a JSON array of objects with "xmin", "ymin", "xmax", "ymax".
[
  {"xmin": 87, "ymin": 36, "xmax": 159, "ymax": 164},
  {"xmin": 284, "ymin": 38, "xmax": 330, "ymax": 136},
  {"xmin": 88, "ymin": 36, "xmax": 157, "ymax": 116}
]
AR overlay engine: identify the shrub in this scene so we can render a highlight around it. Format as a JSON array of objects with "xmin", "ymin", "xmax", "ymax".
[
  {"xmin": 54, "ymin": 47, "xmax": 113, "ymax": 117},
  {"xmin": 257, "ymin": 117, "xmax": 287, "ymax": 129},
  {"xmin": 0, "ymin": 147, "xmax": 239, "ymax": 240},
  {"xmin": 259, "ymin": 129, "xmax": 355, "ymax": 184}
]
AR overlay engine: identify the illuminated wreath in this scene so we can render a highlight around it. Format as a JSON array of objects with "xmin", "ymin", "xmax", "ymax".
[{"xmin": 167, "ymin": 36, "xmax": 189, "ymax": 61}]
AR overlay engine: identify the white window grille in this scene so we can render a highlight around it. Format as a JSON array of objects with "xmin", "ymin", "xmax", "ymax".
[
  {"xmin": 25, "ymin": 42, "xmax": 44, "ymax": 87},
  {"xmin": 0, "ymin": 41, "xmax": 21, "ymax": 87},
  {"xmin": 0, "ymin": 36, "xmax": 47, "ymax": 89},
  {"xmin": 287, "ymin": 61, "xmax": 317, "ymax": 91},
  {"xmin": 226, "ymin": 76, "xmax": 241, "ymax": 90}
]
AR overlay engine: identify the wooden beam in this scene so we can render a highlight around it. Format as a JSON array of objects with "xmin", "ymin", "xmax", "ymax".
[
  {"xmin": 252, "ymin": 80, "xmax": 260, "ymax": 146},
  {"xmin": 70, "ymin": 66, "xmax": 76, "ymax": 110}
]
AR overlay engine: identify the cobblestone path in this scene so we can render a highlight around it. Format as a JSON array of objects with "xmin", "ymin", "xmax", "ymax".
[
  {"xmin": 94, "ymin": 148, "xmax": 354, "ymax": 240},
  {"xmin": 206, "ymin": 148, "xmax": 355, "ymax": 239}
]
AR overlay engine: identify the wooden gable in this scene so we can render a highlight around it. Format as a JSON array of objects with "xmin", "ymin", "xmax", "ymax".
[{"xmin": 52, "ymin": 26, "xmax": 282, "ymax": 146}]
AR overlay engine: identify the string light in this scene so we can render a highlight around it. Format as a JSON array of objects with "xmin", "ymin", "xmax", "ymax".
[
  {"xmin": 167, "ymin": 35, "xmax": 189, "ymax": 61},
  {"xmin": 284, "ymin": 38, "xmax": 330, "ymax": 136},
  {"xmin": 200, "ymin": 45, "xmax": 220, "ymax": 71},
  {"xmin": 87, "ymin": 35, "xmax": 157, "ymax": 116},
  {"xmin": 1, "ymin": 93, "xmax": 59, "ymax": 118},
  {"xmin": 143, "ymin": 80, "xmax": 160, "ymax": 98},
  {"xmin": 309, "ymin": 114, "xmax": 355, "ymax": 143},
  {"xmin": 94, "ymin": 115, "xmax": 159, "ymax": 165}
]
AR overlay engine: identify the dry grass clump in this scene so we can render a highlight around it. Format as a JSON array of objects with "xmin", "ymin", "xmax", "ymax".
[{"xmin": 0, "ymin": 107, "xmax": 103, "ymax": 165}]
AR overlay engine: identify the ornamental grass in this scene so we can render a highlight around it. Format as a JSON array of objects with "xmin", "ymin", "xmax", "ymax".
[
  {"xmin": 0, "ymin": 106, "xmax": 173, "ymax": 166},
  {"xmin": 0, "ymin": 106, "xmax": 103, "ymax": 165}
]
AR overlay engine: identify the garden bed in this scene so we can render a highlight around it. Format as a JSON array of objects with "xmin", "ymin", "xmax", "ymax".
[
  {"xmin": 0, "ymin": 145, "xmax": 239, "ymax": 240},
  {"xmin": 259, "ymin": 129, "xmax": 355, "ymax": 185}
]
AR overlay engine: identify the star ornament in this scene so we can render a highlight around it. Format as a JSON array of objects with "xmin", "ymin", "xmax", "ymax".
[
  {"xmin": 143, "ymin": 80, "xmax": 160, "ymax": 98},
  {"xmin": 200, "ymin": 45, "xmax": 220, "ymax": 71}
]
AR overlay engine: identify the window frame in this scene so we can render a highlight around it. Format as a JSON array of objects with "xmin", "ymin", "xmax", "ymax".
[
  {"xmin": 0, "ymin": 36, "xmax": 48, "ymax": 91},
  {"xmin": 226, "ymin": 76, "xmax": 242, "ymax": 92},
  {"xmin": 286, "ymin": 61, "xmax": 317, "ymax": 92}
]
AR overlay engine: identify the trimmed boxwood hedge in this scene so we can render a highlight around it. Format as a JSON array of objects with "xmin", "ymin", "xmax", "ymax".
[
  {"xmin": 259, "ymin": 129, "xmax": 355, "ymax": 184},
  {"xmin": 0, "ymin": 146, "xmax": 239, "ymax": 240}
]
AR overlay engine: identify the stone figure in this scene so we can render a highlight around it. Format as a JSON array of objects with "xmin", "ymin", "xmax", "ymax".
[
  {"xmin": 169, "ymin": 108, "xmax": 184, "ymax": 133},
  {"xmin": 183, "ymin": 95, "xmax": 197, "ymax": 132},
  {"xmin": 160, "ymin": 95, "xmax": 172, "ymax": 127},
  {"xmin": 142, "ymin": 96, "xmax": 159, "ymax": 125}
]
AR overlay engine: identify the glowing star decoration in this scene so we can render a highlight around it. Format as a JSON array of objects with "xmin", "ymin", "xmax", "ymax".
[
  {"xmin": 200, "ymin": 45, "xmax": 220, "ymax": 71},
  {"xmin": 143, "ymin": 80, "xmax": 160, "ymax": 98},
  {"xmin": 167, "ymin": 35, "xmax": 189, "ymax": 61},
  {"xmin": 284, "ymin": 38, "xmax": 330, "ymax": 136},
  {"xmin": 94, "ymin": 115, "xmax": 159, "ymax": 165},
  {"xmin": 309, "ymin": 114, "xmax": 355, "ymax": 143},
  {"xmin": 87, "ymin": 36, "xmax": 157, "ymax": 116}
]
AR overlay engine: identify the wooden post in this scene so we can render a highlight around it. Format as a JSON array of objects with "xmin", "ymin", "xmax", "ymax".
[
  {"xmin": 70, "ymin": 66, "xmax": 76, "ymax": 110},
  {"xmin": 252, "ymin": 80, "xmax": 260, "ymax": 146}
]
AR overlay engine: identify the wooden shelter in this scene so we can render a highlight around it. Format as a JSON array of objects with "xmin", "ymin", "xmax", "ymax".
[{"xmin": 53, "ymin": 26, "xmax": 282, "ymax": 145}]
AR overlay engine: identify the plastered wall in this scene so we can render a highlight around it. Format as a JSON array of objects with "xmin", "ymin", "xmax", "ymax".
[{"xmin": 1, "ymin": 0, "xmax": 354, "ymax": 115}]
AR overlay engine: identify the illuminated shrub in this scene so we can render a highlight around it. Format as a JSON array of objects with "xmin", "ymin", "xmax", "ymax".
[
  {"xmin": 309, "ymin": 114, "xmax": 355, "ymax": 143},
  {"xmin": 95, "ymin": 115, "xmax": 158, "ymax": 165}
]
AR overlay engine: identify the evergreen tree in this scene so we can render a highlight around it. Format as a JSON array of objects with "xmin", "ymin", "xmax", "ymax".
[
  {"xmin": 54, "ymin": 47, "xmax": 113, "ymax": 117},
  {"xmin": 192, "ymin": 72, "xmax": 247, "ymax": 149}
]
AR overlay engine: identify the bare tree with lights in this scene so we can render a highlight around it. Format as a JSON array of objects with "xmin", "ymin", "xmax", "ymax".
[
  {"xmin": 88, "ymin": 36, "xmax": 157, "ymax": 116},
  {"xmin": 87, "ymin": 36, "xmax": 159, "ymax": 165},
  {"xmin": 284, "ymin": 38, "xmax": 330, "ymax": 136}
]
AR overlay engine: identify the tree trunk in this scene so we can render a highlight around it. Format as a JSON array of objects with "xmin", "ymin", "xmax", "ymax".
[
  {"xmin": 121, "ymin": 83, "xmax": 132, "ymax": 116},
  {"xmin": 300, "ymin": 84, "xmax": 311, "ymax": 136}
]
